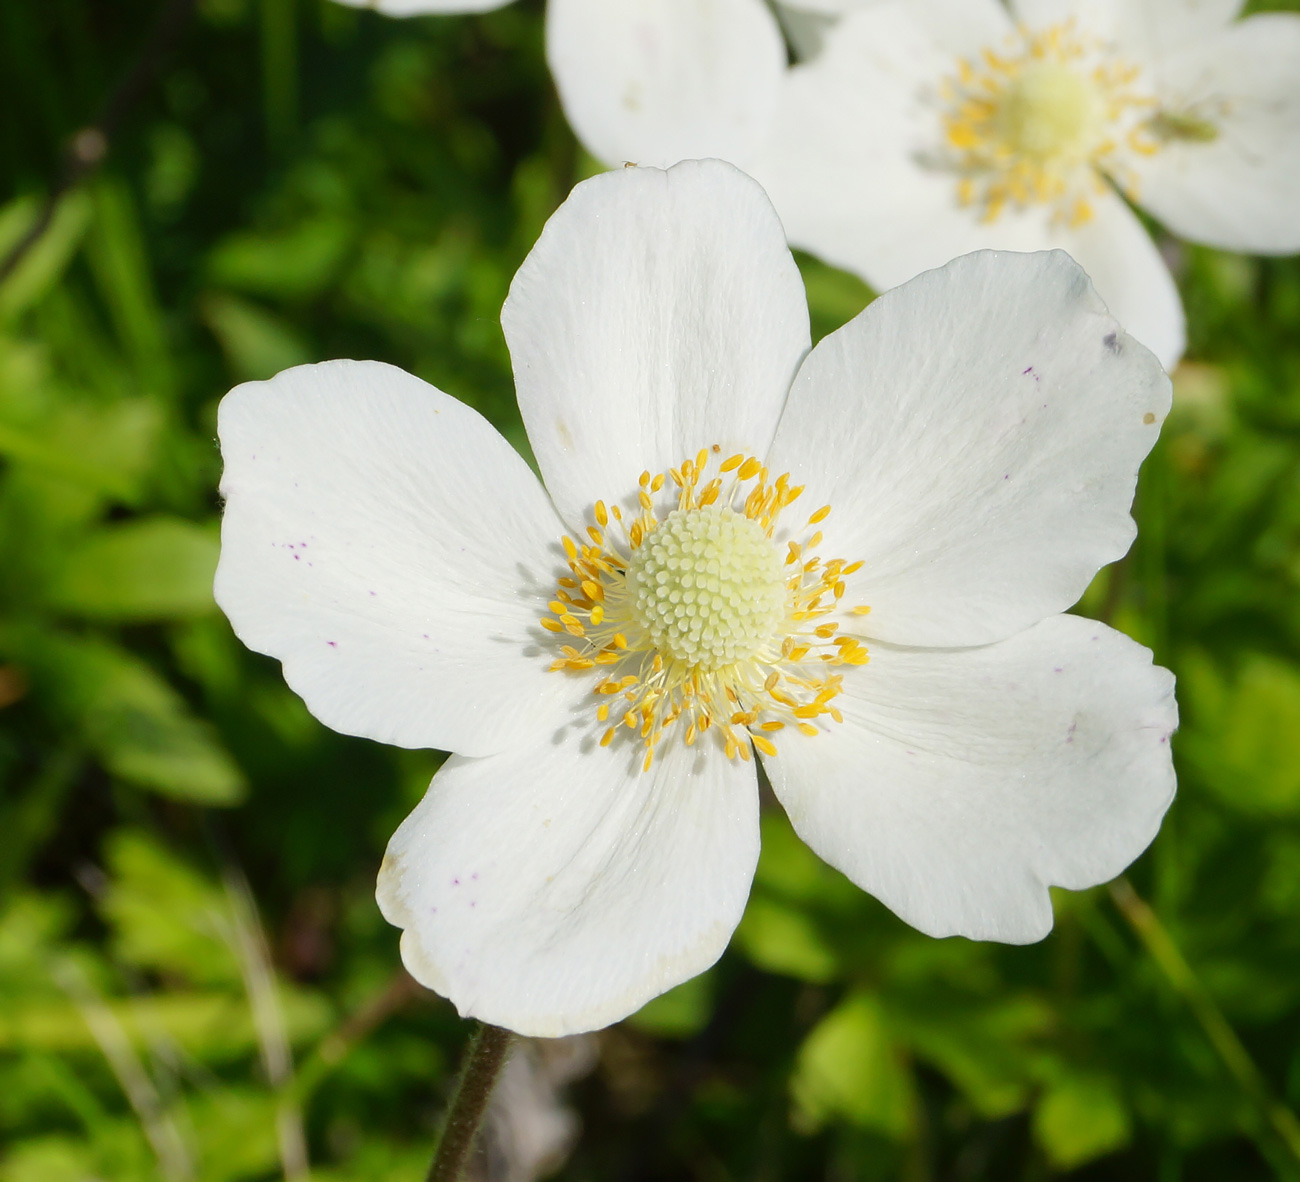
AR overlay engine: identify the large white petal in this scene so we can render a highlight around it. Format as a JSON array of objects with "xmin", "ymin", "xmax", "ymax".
[
  {"xmin": 329, "ymin": 0, "xmax": 512, "ymax": 14},
  {"xmin": 502, "ymin": 160, "xmax": 809, "ymax": 533},
  {"xmin": 766, "ymin": 250, "xmax": 1171, "ymax": 649},
  {"xmin": 765, "ymin": 615, "xmax": 1178, "ymax": 943},
  {"xmin": 377, "ymin": 725, "xmax": 760, "ymax": 1037},
  {"xmin": 1010, "ymin": 0, "xmax": 1243, "ymax": 51},
  {"xmin": 1120, "ymin": 14, "xmax": 1300, "ymax": 255},
  {"xmin": 750, "ymin": 4, "xmax": 1056, "ymax": 295},
  {"xmin": 1061, "ymin": 187, "xmax": 1186, "ymax": 370},
  {"xmin": 545, "ymin": 0, "xmax": 785, "ymax": 170},
  {"xmin": 215, "ymin": 360, "xmax": 574, "ymax": 758}
]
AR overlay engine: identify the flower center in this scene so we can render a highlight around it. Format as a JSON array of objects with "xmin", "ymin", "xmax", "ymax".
[
  {"xmin": 540, "ymin": 449, "xmax": 871, "ymax": 771},
  {"xmin": 998, "ymin": 62, "xmax": 1099, "ymax": 159},
  {"xmin": 625, "ymin": 506, "xmax": 787, "ymax": 670},
  {"xmin": 940, "ymin": 21, "xmax": 1157, "ymax": 226}
]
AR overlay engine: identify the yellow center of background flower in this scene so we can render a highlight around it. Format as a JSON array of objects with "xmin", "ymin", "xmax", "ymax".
[
  {"xmin": 941, "ymin": 21, "xmax": 1157, "ymax": 227},
  {"xmin": 540, "ymin": 450, "xmax": 872, "ymax": 771}
]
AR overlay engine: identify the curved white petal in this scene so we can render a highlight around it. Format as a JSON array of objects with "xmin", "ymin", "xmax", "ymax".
[
  {"xmin": 545, "ymin": 0, "xmax": 785, "ymax": 170},
  {"xmin": 751, "ymin": 4, "xmax": 1055, "ymax": 295},
  {"xmin": 765, "ymin": 615, "xmax": 1178, "ymax": 943},
  {"xmin": 1121, "ymin": 14, "xmax": 1300, "ymax": 255},
  {"xmin": 503, "ymin": 160, "xmax": 809, "ymax": 533},
  {"xmin": 329, "ymin": 0, "xmax": 512, "ymax": 14},
  {"xmin": 377, "ymin": 725, "xmax": 760, "ymax": 1037},
  {"xmin": 1062, "ymin": 187, "xmax": 1186, "ymax": 370},
  {"xmin": 215, "ymin": 360, "xmax": 574, "ymax": 758},
  {"xmin": 766, "ymin": 250, "xmax": 1171, "ymax": 649},
  {"xmin": 1010, "ymin": 0, "xmax": 1243, "ymax": 52}
]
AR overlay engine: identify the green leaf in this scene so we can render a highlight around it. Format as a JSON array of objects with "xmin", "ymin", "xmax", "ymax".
[
  {"xmin": 1181, "ymin": 650, "xmax": 1300, "ymax": 815},
  {"xmin": 43, "ymin": 518, "xmax": 219, "ymax": 621},
  {"xmin": 790, "ymin": 991, "xmax": 914, "ymax": 1137},
  {"xmin": 1033, "ymin": 1074, "xmax": 1132, "ymax": 1170},
  {"xmin": 735, "ymin": 895, "xmax": 840, "ymax": 984},
  {"xmin": 202, "ymin": 291, "xmax": 313, "ymax": 381},
  {"xmin": 627, "ymin": 971, "xmax": 714, "ymax": 1039},
  {"xmin": 100, "ymin": 831, "xmax": 241, "ymax": 986},
  {"xmin": 0, "ymin": 194, "xmax": 92, "ymax": 323},
  {"xmin": 207, "ymin": 216, "xmax": 352, "ymax": 300},
  {"xmin": 0, "ymin": 626, "xmax": 246, "ymax": 805}
]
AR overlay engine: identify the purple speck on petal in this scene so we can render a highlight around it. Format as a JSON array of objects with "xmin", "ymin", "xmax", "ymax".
[
  {"xmin": 470, "ymin": 901, "xmax": 477, "ymax": 908},
  {"xmin": 452, "ymin": 878, "xmax": 460, "ymax": 886},
  {"xmin": 1003, "ymin": 474, "xmax": 1010, "ymax": 480},
  {"xmin": 471, "ymin": 873, "xmax": 478, "ymax": 880},
  {"xmin": 1053, "ymin": 666, "xmax": 1063, "ymax": 673},
  {"xmin": 293, "ymin": 554, "xmax": 300, "ymax": 560},
  {"xmin": 369, "ymin": 590, "xmax": 377, "ymax": 596},
  {"xmin": 327, "ymin": 641, "xmax": 337, "ymax": 648},
  {"xmin": 422, "ymin": 634, "xmax": 430, "ymax": 640}
]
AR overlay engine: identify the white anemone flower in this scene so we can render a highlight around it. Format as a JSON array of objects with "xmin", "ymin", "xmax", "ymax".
[
  {"xmin": 751, "ymin": 0, "xmax": 1300, "ymax": 372},
  {"xmin": 329, "ymin": 0, "xmax": 787, "ymax": 170},
  {"xmin": 214, "ymin": 160, "xmax": 1178, "ymax": 1038}
]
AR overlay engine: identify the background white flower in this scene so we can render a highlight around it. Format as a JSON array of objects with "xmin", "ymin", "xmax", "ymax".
[
  {"xmin": 750, "ymin": 0, "xmax": 1300, "ymax": 371},
  {"xmin": 328, "ymin": 0, "xmax": 787, "ymax": 170},
  {"xmin": 215, "ymin": 160, "xmax": 1177, "ymax": 1039}
]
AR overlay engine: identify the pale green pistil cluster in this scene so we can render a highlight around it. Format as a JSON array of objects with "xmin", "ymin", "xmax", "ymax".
[
  {"xmin": 998, "ymin": 62, "xmax": 1099, "ymax": 160},
  {"xmin": 625, "ymin": 505, "xmax": 787, "ymax": 670}
]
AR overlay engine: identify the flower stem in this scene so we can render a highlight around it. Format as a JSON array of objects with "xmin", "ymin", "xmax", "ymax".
[
  {"xmin": 1109, "ymin": 878, "xmax": 1300, "ymax": 1168},
  {"xmin": 425, "ymin": 1023, "xmax": 514, "ymax": 1182}
]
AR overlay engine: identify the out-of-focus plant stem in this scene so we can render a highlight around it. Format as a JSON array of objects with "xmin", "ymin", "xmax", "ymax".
[
  {"xmin": 426, "ymin": 1023, "xmax": 514, "ymax": 1182},
  {"xmin": 1109, "ymin": 878, "xmax": 1300, "ymax": 1171},
  {"xmin": 0, "ymin": 0, "xmax": 196, "ymax": 285}
]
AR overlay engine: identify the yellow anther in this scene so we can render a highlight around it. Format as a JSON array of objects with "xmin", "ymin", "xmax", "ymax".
[
  {"xmin": 639, "ymin": 470, "xmax": 651, "ymax": 488},
  {"xmin": 752, "ymin": 734, "xmax": 778, "ymax": 758},
  {"xmin": 595, "ymin": 501, "xmax": 608, "ymax": 527},
  {"xmin": 601, "ymin": 728, "xmax": 616, "ymax": 747},
  {"xmin": 650, "ymin": 473, "xmax": 665, "ymax": 493},
  {"xmin": 562, "ymin": 536, "xmax": 578, "ymax": 561},
  {"xmin": 737, "ymin": 457, "xmax": 761, "ymax": 481},
  {"xmin": 808, "ymin": 505, "xmax": 831, "ymax": 525},
  {"xmin": 798, "ymin": 723, "xmax": 819, "ymax": 737},
  {"xmin": 760, "ymin": 721, "xmax": 785, "ymax": 732},
  {"xmin": 720, "ymin": 453, "xmax": 744, "ymax": 473},
  {"xmin": 541, "ymin": 617, "xmax": 563, "ymax": 633}
]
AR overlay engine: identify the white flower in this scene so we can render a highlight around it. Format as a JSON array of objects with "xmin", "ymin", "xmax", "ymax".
[
  {"xmin": 214, "ymin": 160, "xmax": 1177, "ymax": 1038},
  {"xmin": 751, "ymin": 0, "xmax": 1300, "ymax": 371},
  {"xmin": 329, "ymin": 0, "xmax": 787, "ymax": 170}
]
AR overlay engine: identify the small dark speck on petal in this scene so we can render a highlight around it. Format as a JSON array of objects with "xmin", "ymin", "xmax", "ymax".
[
  {"xmin": 1103, "ymin": 332, "xmax": 1120, "ymax": 353},
  {"xmin": 452, "ymin": 878, "xmax": 460, "ymax": 886},
  {"xmin": 327, "ymin": 641, "xmax": 337, "ymax": 647},
  {"xmin": 1143, "ymin": 412, "xmax": 1156, "ymax": 424},
  {"xmin": 369, "ymin": 590, "xmax": 377, "ymax": 596},
  {"xmin": 470, "ymin": 901, "xmax": 477, "ymax": 908},
  {"xmin": 422, "ymin": 634, "xmax": 430, "ymax": 640},
  {"xmin": 1003, "ymin": 474, "xmax": 1010, "ymax": 480},
  {"xmin": 293, "ymin": 554, "xmax": 300, "ymax": 560},
  {"xmin": 472, "ymin": 873, "xmax": 479, "ymax": 880},
  {"xmin": 1054, "ymin": 666, "xmax": 1063, "ymax": 673}
]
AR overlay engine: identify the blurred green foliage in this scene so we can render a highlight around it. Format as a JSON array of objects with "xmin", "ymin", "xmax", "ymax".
[{"xmin": 2, "ymin": 0, "xmax": 1300, "ymax": 1179}]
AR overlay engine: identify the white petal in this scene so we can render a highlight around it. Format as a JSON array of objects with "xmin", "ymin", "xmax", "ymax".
[
  {"xmin": 780, "ymin": 0, "xmax": 883, "ymax": 12},
  {"xmin": 765, "ymin": 615, "xmax": 1178, "ymax": 943},
  {"xmin": 215, "ymin": 360, "xmax": 574, "ymax": 758},
  {"xmin": 1062, "ymin": 187, "xmax": 1186, "ymax": 370},
  {"xmin": 329, "ymin": 0, "xmax": 513, "ymax": 14},
  {"xmin": 545, "ymin": 0, "xmax": 785, "ymax": 170},
  {"xmin": 1121, "ymin": 14, "xmax": 1300, "ymax": 255},
  {"xmin": 377, "ymin": 727, "xmax": 760, "ymax": 1037},
  {"xmin": 750, "ymin": 4, "xmax": 1055, "ymax": 295},
  {"xmin": 1010, "ymin": 0, "xmax": 1243, "ymax": 50},
  {"xmin": 766, "ymin": 250, "xmax": 1171, "ymax": 648},
  {"xmin": 503, "ymin": 160, "xmax": 809, "ymax": 533}
]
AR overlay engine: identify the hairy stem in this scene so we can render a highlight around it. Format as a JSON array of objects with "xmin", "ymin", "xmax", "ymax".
[{"xmin": 426, "ymin": 1023, "xmax": 514, "ymax": 1182}]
